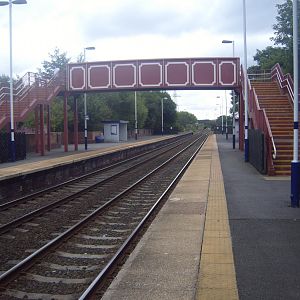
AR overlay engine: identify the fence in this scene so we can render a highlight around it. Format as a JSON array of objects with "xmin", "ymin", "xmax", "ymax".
[
  {"xmin": 0, "ymin": 132, "xmax": 26, "ymax": 163},
  {"xmin": 249, "ymin": 129, "xmax": 266, "ymax": 174}
]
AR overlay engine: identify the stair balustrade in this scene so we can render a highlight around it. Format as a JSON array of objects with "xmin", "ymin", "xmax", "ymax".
[
  {"xmin": 241, "ymin": 67, "xmax": 276, "ymax": 175},
  {"xmin": 271, "ymin": 63, "xmax": 297, "ymax": 105},
  {"xmin": 0, "ymin": 70, "xmax": 66, "ymax": 130}
]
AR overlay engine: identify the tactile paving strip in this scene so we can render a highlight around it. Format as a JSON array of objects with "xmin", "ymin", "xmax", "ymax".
[{"xmin": 196, "ymin": 135, "xmax": 239, "ymax": 300}]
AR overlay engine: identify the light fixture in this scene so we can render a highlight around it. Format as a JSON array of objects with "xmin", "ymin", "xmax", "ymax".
[{"xmin": 83, "ymin": 46, "xmax": 95, "ymax": 150}]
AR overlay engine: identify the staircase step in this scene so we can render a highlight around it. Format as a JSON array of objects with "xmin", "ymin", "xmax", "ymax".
[{"xmin": 275, "ymin": 170, "xmax": 291, "ymax": 176}]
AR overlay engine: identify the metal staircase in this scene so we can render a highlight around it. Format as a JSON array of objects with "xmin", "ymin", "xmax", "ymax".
[
  {"xmin": 251, "ymin": 80, "xmax": 294, "ymax": 175},
  {"xmin": 247, "ymin": 64, "xmax": 298, "ymax": 176},
  {"xmin": 0, "ymin": 70, "xmax": 65, "ymax": 130}
]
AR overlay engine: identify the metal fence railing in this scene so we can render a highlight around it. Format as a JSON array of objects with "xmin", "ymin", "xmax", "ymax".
[
  {"xmin": 0, "ymin": 132, "xmax": 26, "ymax": 163},
  {"xmin": 249, "ymin": 128, "xmax": 266, "ymax": 174}
]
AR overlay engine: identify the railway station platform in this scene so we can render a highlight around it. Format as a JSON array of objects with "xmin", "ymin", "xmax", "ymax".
[
  {"xmin": 0, "ymin": 135, "xmax": 171, "ymax": 181},
  {"xmin": 102, "ymin": 134, "xmax": 300, "ymax": 300}
]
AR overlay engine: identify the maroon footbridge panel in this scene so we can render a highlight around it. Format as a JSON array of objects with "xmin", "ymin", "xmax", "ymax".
[{"xmin": 67, "ymin": 57, "xmax": 240, "ymax": 92}]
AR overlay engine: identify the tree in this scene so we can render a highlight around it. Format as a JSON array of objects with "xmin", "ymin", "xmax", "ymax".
[
  {"xmin": 176, "ymin": 111, "xmax": 198, "ymax": 132},
  {"xmin": 271, "ymin": 0, "xmax": 295, "ymax": 47},
  {"xmin": 143, "ymin": 92, "xmax": 176, "ymax": 133},
  {"xmin": 252, "ymin": 0, "xmax": 299, "ymax": 75},
  {"xmin": 253, "ymin": 46, "xmax": 290, "ymax": 72},
  {"xmin": 38, "ymin": 47, "xmax": 70, "ymax": 78},
  {"xmin": 0, "ymin": 74, "xmax": 9, "ymax": 86}
]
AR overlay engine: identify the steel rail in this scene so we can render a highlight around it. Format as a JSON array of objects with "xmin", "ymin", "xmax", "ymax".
[
  {"xmin": 79, "ymin": 133, "xmax": 208, "ymax": 299},
  {"xmin": 0, "ymin": 132, "xmax": 207, "ymax": 288},
  {"xmin": 0, "ymin": 134, "xmax": 191, "ymax": 211},
  {"xmin": 0, "ymin": 135, "xmax": 192, "ymax": 234}
]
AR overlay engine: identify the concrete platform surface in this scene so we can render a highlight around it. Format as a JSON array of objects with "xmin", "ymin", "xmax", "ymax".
[
  {"xmin": 218, "ymin": 134, "xmax": 300, "ymax": 300},
  {"xmin": 0, "ymin": 135, "xmax": 171, "ymax": 181}
]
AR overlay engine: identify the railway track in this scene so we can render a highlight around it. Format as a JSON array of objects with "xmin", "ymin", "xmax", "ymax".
[
  {"xmin": 0, "ymin": 130, "xmax": 209, "ymax": 299},
  {"xmin": 0, "ymin": 134, "xmax": 192, "ymax": 231}
]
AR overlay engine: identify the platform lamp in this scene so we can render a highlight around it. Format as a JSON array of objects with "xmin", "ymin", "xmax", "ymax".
[
  {"xmin": 161, "ymin": 97, "xmax": 168, "ymax": 135},
  {"xmin": 83, "ymin": 46, "xmax": 95, "ymax": 150},
  {"xmin": 242, "ymin": 0, "xmax": 249, "ymax": 162},
  {"xmin": 217, "ymin": 96, "xmax": 224, "ymax": 135},
  {"xmin": 0, "ymin": 0, "xmax": 27, "ymax": 162},
  {"xmin": 134, "ymin": 91, "xmax": 138, "ymax": 140},
  {"xmin": 222, "ymin": 39, "xmax": 236, "ymax": 147},
  {"xmin": 216, "ymin": 96, "xmax": 221, "ymax": 134},
  {"xmin": 225, "ymin": 91, "xmax": 228, "ymax": 140},
  {"xmin": 291, "ymin": 0, "xmax": 299, "ymax": 207}
]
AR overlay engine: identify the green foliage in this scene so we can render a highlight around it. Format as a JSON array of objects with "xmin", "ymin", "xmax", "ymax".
[
  {"xmin": 271, "ymin": 0, "xmax": 296, "ymax": 47},
  {"xmin": 252, "ymin": 0, "xmax": 299, "ymax": 75},
  {"xmin": 176, "ymin": 111, "xmax": 198, "ymax": 132},
  {"xmin": 215, "ymin": 115, "xmax": 232, "ymax": 127},
  {"xmin": 37, "ymin": 47, "xmax": 71, "ymax": 78},
  {"xmin": 253, "ymin": 46, "xmax": 291, "ymax": 72},
  {"xmin": 50, "ymin": 98, "xmax": 67, "ymax": 132},
  {"xmin": 0, "ymin": 74, "xmax": 9, "ymax": 86}
]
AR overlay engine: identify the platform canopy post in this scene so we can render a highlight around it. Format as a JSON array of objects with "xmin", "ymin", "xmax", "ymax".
[
  {"xmin": 73, "ymin": 95, "xmax": 78, "ymax": 151},
  {"xmin": 34, "ymin": 106, "xmax": 39, "ymax": 153},
  {"xmin": 47, "ymin": 104, "xmax": 51, "ymax": 152},
  {"xmin": 63, "ymin": 93, "xmax": 69, "ymax": 152},
  {"xmin": 39, "ymin": 104, "xmax": 45, "ymax": 156}
]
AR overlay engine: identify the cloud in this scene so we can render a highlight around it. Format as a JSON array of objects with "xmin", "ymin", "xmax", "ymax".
[
  {"xmin": 0, "ymin": 0, "xmax": 287, "ymax": 120},
  {"xmin": 80, "ymin": 0, "xmax": 230, "ymax": 39}
]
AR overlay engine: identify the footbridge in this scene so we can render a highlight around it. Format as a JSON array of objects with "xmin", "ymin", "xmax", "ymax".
[{"xmin": 67, "ymin": 57, "xmax": 240, "ymax": 92}]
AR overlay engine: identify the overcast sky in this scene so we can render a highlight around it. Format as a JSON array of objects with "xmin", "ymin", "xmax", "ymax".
[{"xmin": 0, "ymin": 0, "xmax": 285, "ymax": 119}]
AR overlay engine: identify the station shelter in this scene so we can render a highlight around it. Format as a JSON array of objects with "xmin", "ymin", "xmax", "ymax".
[{"xmin": 102, "ymin": 120, "xmax": 129, "ymax": 142}]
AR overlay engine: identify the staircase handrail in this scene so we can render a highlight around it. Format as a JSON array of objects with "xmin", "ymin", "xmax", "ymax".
[
  {"xmin": 271, "ymin": 63, "xmax": 294, "ymax": 101},
  {"xmin": 251, "ymin": 85, "xmax": 277, "ymax": 160},
  {"xmin": 248, "ymin": 70, "xmax": 272, "ymax": 81},
  {"xmin": 13, "ymin": 70, "xmax": 65, "ymax": 111},
  {"xmin": 0, "ymin": 69, "xmax": 66, "ymax": 130},
  {"xmin": 0, "ymin": 72, "xmax": 37, "ymax": 103},
  {"xmin": 242, "ymin": 66, "xmax": 276, "ymax": 174}
]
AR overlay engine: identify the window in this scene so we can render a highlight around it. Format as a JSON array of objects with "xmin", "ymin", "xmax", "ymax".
[{"xmin": 111, "ymin": 125, "xmax": 118, "ymax": 135}]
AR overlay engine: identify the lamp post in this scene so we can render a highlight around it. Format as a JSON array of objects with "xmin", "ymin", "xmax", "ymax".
[
  {"xmin": 216, "ymin": 96, "xmax": 221, "ymax": 133},
  {"xmin": 83, "ymin": 46, "xmax": 95, "ymax": 150},
  {"xmin": 134, "ymin": 91, "xmax": 138, "ymax": 140},
  {"xmin": 220, "ymin": 96, "xmax": 224, "ymax": 135},
  {"xmin": 161, "ymin": 98, "xmax": 164, "ymax": 135},
  {"xmin": 222, "ymin": 39, "xmax": 236, "ymax": 148},
  {"xmin": 225, "ymin": 91, "xmax": 228, "ymax": 140},
  {"xmin": 243, "ymin": 0, "xmax": 249, "ymax": 162},
  {"xmin": 222, "ymin": 40, "xmax": 235, "ymax": 57},
  {"xmin": 161, "ymin": 97, "xmax": 167, "ymax": 135},
  {"xmin": 0, "ymin": 0, "xmax": 27, "ymax": 162},
  {"xmin": 291, "ymin": 0, "xmax": 299, "ymax": 207},
  {"xmin": 232, "ymin": 91, "xmax": 236, "ymax": 149}
]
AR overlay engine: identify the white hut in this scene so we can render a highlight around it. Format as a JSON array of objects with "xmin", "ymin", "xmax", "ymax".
[{"xmin": 102, "ymin": 120, "xmax": 129, "ymax": 142}]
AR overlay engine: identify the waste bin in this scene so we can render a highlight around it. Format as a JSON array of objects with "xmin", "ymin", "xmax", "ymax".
[{"xmin": 95, "ymin": 136, "xmax": 104, "ymax": 143}]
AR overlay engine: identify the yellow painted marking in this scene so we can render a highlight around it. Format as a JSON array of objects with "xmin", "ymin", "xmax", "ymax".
[{"xmin": 196, "ymin": 135, "xmax": 239, "ymax": 300}]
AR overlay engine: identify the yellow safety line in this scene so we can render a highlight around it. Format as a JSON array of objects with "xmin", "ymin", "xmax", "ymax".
[{"xmin": 196, "ymin": 135, "xmax": 239, "ymax": 300}]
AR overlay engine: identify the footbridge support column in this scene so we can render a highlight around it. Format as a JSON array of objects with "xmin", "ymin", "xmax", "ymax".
[{"xmin": 63, "ymin": 93, "xmax": 69, "ymax": 152}]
